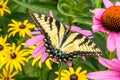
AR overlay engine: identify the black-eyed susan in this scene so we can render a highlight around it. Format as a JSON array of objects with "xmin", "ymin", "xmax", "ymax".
[
  {"xmin": 0, "ymin": 0, "xmax": 11, "ymax": 16},
  {"xmin": 0, "ymin": 68, "xmax": 18, "ymax": 80},
  {"xmin": 0, "ymin": 35, "xmax": 10, "ymax": 58},
  {"xmin": 8, "ymin": 19, "xmax": 35, "ymax": 37},
  {"xmin": 0, "ymin": 43, "xmax": 29, "ymax": 73},
  {"xmin": 27, "ymin": 46, "xmax": 52, "ymax": 70},
  {"xmin": 55, "ymin": 67, "xmax": 88, "ymax": 80}
]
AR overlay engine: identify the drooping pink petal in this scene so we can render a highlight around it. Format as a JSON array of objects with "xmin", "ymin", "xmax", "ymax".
[
  {"xmin": 71, "ymin": 26, "xmax": 92, "ymax": 38},
  {"xmin": 116, "ymin": 33, "xmax": 120, "ymax": 60},
  {"xmin": 40, "ymin": 52, "xmax": 48, "ymax": 63},
  {"xmin": 92, "ymin": 17, "xmax": 102, "ymax": 25},
  {"xmin": 116, "ymin": 45, "xmax": 120, "ymax": 60},
  {"xmin": 25, "ymin": 35, "xmax": 44, "ymax": 47},
  {"xmin": 92, "ymin": 24, "xmax": 103, "ymax": 32},
  {"xmin": 80, "ymin": 56, "xmax": 86, "ymax": 61},
  {"xmin": 49, "ymin": 11, "xmax": 54, "ymax": 17},
  {"xmin": 98, "ymin": 57, "xmax": 120, "ymax": 71},
  {"xmin": 71, "ymin": 26, "xmax": 82, "ymax": 32},
  {"xmin": 31, "ymin": 31, "xmax": 41, "ymax": 35},
  {"xmin": 67, "ymin": 60, "xmax": 72, "ymax": 66},
  {"xmin": 87, "ymin": 70, "xmax": 120, "ymax": 80},
  {"xmin": 79, "ymin": 30, "xmax": 92, "ymax": 37},
  {"xmin": 53, "ymin": 57, "xmax": 57, "ymax": 62},
  {"xmin": 32, "ymin": 42, "xmax": 44, "ymax": 57},
  {"xmin": 90, "ymin": 9, "xmax": 105, "ymax": 20},
  {"xmin": 33, "ymin": 47, "xmax": 46, "ymax": 58},
  {"xmin": 103, "ymin": 0, "xmax": 113, "ymax": 8},
  {"xmin": 107, "ymin": 32, "xmax": 116, "ymax": 52},
  {"xmin": 115, "ymin": 2, "xmax": 120, "ymax": 6}
]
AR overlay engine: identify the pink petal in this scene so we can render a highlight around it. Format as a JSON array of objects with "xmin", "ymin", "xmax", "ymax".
[
  {"xmin": 49, "ymin": 11, "xmax": 53, "ymax": 17},
  {"xmin": 71, "ymin": 26, "xmax": 82, "ymax": 32},
  {"xmin": 98, "ymin": 57, "xmax": 120, "ymax": 71},
  {"xmin": 116, "ymin": 45, "xmax": 120, "ymax": 60},
  {"xmin": 79, "ymin": 30, "xmax": 92, "ymax": 37},
  {"xmin": 116, "ymin": 33, "xmax": 120, "ymax": 60},
  {"xmin": 67, "ymin": 60, "xmax": 72, "ymax": 66},
  {"xmin": 32, "ymin": 42, "xmax": 44, "ymax": 57},
  {"xmin": 87, "ymin": 70, "xmax": 120, "ymax": 80},
  {"xmin": 71, "ymin": 26, "xmax": 92, "ymax": 37},
  {"xmin": 40, "ymin": 52, "xmax": 48, "ymax": 63},
  {"xmin": 31, "ymin": 31, "xmax": 41, "ymax": 35},
  {"xmin": 107, "ymin": 32, "xmax": 116, "ymax": 52},
  {"xmin": 115, "ymin": 2, "xmax": 120, "ymax": 6},
  {"xmin": 33, "ymin": 47, "xmax": 46, "ymax": 58},
  {"xmin": 93, "ymin": 17, "xmax": 102, "ymax": 24},
  {"xmin": 53, "ymin": 57, "xmax": 57, "ymax": 62},
  {"xmin": 25, "ymin": 35, "xmax": 44, "ymax": 47},
  {"xmin": 80, "ymin": 56, "xmax": 86, "ymax": 61},
  {"xmin": 90, "ymin": 9, "xmax": 105, "ymax": 20},
  {"xmin": 103, "ymin": 0, "xmax": 113, "ymax": 8},
  {"xmin": 92, "ymin": 24, "xmax": 102, "ymax": 32}
]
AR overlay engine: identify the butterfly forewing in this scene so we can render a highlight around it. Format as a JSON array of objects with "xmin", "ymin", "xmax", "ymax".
[{"xmin": 29, "ymin": 13, "xmax": 102, "ymax": 62}]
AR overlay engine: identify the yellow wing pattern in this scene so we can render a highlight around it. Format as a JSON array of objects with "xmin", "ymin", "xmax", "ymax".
[{"xmin": 29, "ymin": 13, "xmax": 102, "ymax": 62}]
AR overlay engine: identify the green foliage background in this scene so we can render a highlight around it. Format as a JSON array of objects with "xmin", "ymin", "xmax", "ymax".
[{"xmin": 0, "ymin": 0, "xmax": 117, "ymax": 80}]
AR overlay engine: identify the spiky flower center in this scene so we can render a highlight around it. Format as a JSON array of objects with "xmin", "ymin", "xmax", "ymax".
[
  {"xmin": 10, "ymin": 53, "xmax": 16, "ymax": 59},
  {"xmin": 70, "ymin": 74, "xmax": 78, "ymax": 80},
  {"xmin": 102, "ymin": 6, "xmax": 120, "ymax": 32},
  {"xmin": 0, "ymin": 44, "xmax": 3, "ymax": 50},
  {"xmin": 19, "ymin": 24, "xmax": 26, "ymax": 29}
]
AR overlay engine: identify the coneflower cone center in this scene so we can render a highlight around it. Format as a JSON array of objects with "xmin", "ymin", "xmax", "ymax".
[{"xmin": 102, "ymin": 6, "xmax": 120, "ymax": 32}]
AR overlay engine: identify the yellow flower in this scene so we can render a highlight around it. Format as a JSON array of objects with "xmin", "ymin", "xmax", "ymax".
[
  {"xmin": 0, "ymin": 0, "xmax": 11, "ymax": 16},
  {"xmin": 55, "ymin": 67, "xmax": 88, "ymax": 80},
  {"xmin": 0, "ymin": 43, "xmax": 29, "ymax": 72},
  {"xmin": 0, "ymin": 68, "xmax": 18, "ymax": 80},
  {"xmin": 0, "ymin": 35, "xmax": 10, "ymax": 57},
  {"xmin": 27, "ymin": 46, "xmax": 52, "ymax": 70},
  {"xmin": 8, "ymin": 19, "xmax": 35, "ymax": 37}
]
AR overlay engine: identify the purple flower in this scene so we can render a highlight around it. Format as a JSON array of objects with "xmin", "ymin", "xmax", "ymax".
[
  {"xmin": 91, "ymin": 0, "xmax": 120, "ymax": 59},
  {"xmin": 87, "ymin": 56, "xmax": 120, "ymax": 80}
]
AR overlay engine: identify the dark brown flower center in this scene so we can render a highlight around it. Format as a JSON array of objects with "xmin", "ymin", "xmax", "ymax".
[
  {"xmin": 10, "ymin": 53, "xmax": 16, "ymax": 59},
  {"xmin": 102, "ymin": 6, "xmax": 120, "ymax": 32},
  {"xmin": 0, "ymin": 5, "xmax": 3, "ymax": 8},
  {"xmin": 70, "ymin": 74, "xmax": 78, "ymax": 80},
  {"xmin": 19, "ymin": 24, "xmax": 26, "ymax": 29},
  {"xmin": 0, "ymin": 44, "xmax": 3, "ymax": 51}
]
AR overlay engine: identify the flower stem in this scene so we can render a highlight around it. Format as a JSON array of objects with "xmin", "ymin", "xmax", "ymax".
[
  {"xmin": 109, "ymin": 52, "xmax": 113, "ymax": 59},
  {"xmin": 58, "ymin": 63, "xmax": 62, "ymax": 80}
]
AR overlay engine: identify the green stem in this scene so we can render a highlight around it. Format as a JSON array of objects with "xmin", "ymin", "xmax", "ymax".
[
  {"xmin": 95, "ymin": 0, "xmax": 101, "ymax": 8},
  {"xmin": 58, "ymin": 63, "xmax": 62, "ymax": 80},
  {"xmin": 109, "ymin": 52, "xmax": 113, "ymax": 59}
]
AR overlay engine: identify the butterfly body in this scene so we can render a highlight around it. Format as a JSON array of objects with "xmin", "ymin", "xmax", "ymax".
[{"xmin": 29, "ymin": 13, "xmax": 102, "ymax": 62}]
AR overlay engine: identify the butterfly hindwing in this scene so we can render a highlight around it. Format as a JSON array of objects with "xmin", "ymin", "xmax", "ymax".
[{"xmin": 29, "ymin": 13, "xmax": 102, "ymax": 62}]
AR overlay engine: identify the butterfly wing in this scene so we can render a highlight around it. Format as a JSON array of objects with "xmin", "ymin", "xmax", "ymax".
[{"xmin": 29, "ymin": 13, "xmax": 102, "ymax": 62}]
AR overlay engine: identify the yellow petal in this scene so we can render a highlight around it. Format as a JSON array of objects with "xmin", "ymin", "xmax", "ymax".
[
  {"xmin": 75, "ymin": 67, "xmax": 82, "ymax": 74},
  {"xmin": 45, "ymin": 58, "xmax": 52, "ymax": 70},
  {"xmin": 11, "ymin": 71, "xmax": 18, "ymax": 77},
  {"xmin": 8, "ymin": 28, "xmax": 15, "ymax": 32},
  {"xmin": 38, "ymin": 61, "xmax": 42, "ymax": 68},
  {"xmin": 69, "ymin": 67, "xmax": 74, "ymax": 74},
  {"xmin": 32, "ymin": 56, "xmax": 40, "ymax": 66},
  {"xmin": 23, "ymin": 19, "xmax": 28, "ymax": 25}
]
